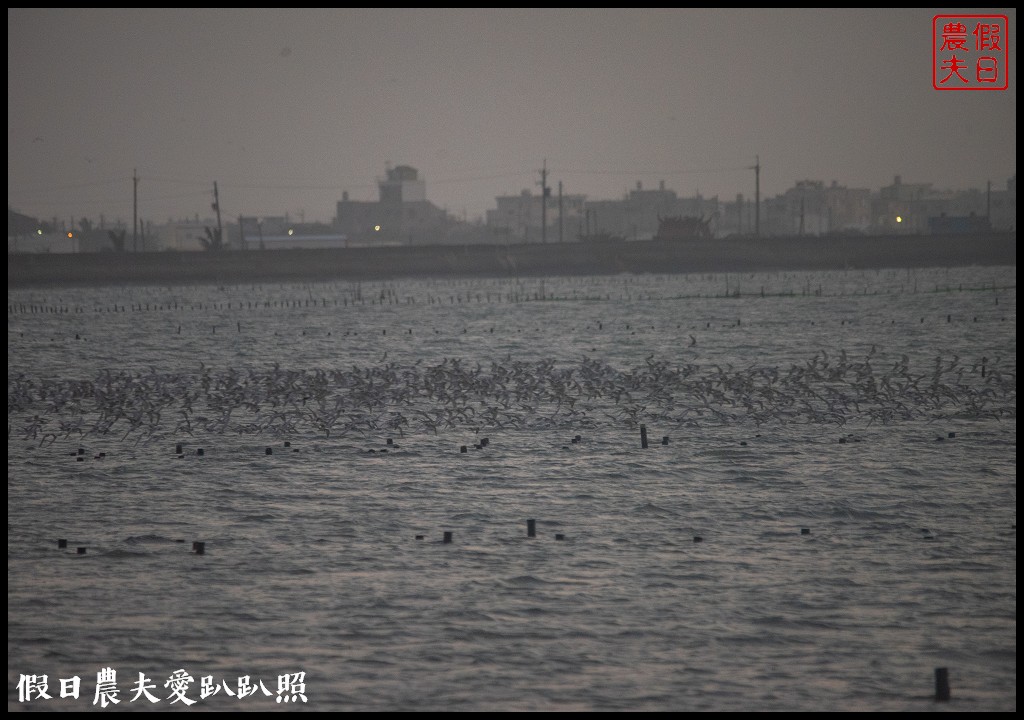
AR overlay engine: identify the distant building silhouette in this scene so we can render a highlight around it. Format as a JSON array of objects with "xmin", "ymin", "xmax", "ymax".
[
  {"xmin": 7, "ymin": 170, "xmax": 1017, "ymax": 254},
  {"xmin": 928, "ymin": 212, "xmax": 992, "ymax": 235},
  {"xmin": 486, "ymin": 188, "xmax": 586, "ymax": 242},
  {"xmin": 334, "ymin": 165, "xmax": 456, "ymax": 245},
  {"xmin": 763, "ymin": 180, "xmax": 871, "ymax": 236},
  {"xmin": 580, "ymin": 181, "xmax": 719, "ymax": 241}
]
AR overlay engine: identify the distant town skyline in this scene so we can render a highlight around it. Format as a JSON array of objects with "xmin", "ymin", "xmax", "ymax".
[
  {"xmin": 8, "ymin": 167, "xmax": 1015, "ymax": 233},
  {"xmin": 8, "ymin": 8, "xmax": 1016, "ymax": 225}
]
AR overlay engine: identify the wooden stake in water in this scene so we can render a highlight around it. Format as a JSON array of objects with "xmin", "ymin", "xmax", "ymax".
[
  {"xmin": 640, "ymin": 425, "xmax": 648, "ymax": 449},
  {"xmin": 935, "ymin": 667, "xmax": 950, "ymax": 701},
  {"xmin": 527, "ymin": 519, "xmax": 536, "ymax": 538}
]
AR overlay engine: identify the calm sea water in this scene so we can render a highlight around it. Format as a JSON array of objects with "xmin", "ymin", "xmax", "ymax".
[{"xmin": 8, "ymin": 266, "xmax": 1016, "ymax": 711}]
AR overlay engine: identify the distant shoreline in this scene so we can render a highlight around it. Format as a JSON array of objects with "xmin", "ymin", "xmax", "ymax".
[{"xmin": 7, "ymin": 232, "xmax": 1016, "ymax": 289}]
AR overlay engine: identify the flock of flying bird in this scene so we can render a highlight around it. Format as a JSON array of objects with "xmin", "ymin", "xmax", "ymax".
[{"xmin": 9, "ymin": 348, "xmax": 1014, "ymax": 448}]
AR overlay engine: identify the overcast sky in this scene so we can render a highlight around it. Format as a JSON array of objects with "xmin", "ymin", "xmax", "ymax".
[{"xmin": 8, "ymin": 8, "xmax": 1017, "ymax": 226}]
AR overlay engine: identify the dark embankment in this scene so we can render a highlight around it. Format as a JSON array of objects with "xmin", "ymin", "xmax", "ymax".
[{"xmin": 7, "ymin": 232, "xmax": 1015, "ymax": 288}]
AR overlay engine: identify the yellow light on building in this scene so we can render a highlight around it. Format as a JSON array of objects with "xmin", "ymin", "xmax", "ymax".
[
  {"xmin": 896, "ymin": 216, "xmax": 902, "ymax": 223},
  {"xmin": 374, "ymin": 225, "xmax": 381, "ymax": 232}
]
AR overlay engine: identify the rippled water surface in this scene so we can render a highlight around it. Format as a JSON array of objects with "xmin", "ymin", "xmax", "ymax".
[{"xmin": 8, "ymin": 267, "xmax": 1016, "ymax": 711}]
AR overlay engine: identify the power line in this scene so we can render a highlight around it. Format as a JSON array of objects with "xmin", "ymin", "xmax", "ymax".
[
  {"xmin": 427, "ymin": 170, "xmax": 536, "ymax": 186},
  {"xmin": 7, "ymin": 177, "xmax": 129, "ymax": 196},
  {"xmin": 553, "ymin": 165, "xmax": 751, "ymax": 177}
]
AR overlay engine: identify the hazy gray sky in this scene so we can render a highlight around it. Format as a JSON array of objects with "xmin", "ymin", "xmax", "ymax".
[{"xmin": 8, "ymin": 8, "xmax": 1017, "ymax": 225}]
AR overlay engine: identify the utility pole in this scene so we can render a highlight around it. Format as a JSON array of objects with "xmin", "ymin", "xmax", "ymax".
[
  {"xmin": 986, "ymin": 180, "xmax": 992, "ymax": 225},
  {"xmin": 558, "ymin": 180, "xmax": 563, "ymax": 243},
  {"xmin": 212, "ymin": 181, "xmax": 223, "ymax": 243},
  {"xmin": 238, "ymin": 214, "xmax": 247, "ymax": 250},
  {"xmin": 750, "ymin": 155, "xmax": 760, "ymax": 238},
  {"xmin": 132, "ymin": 168, "xmax": 138, "ymax": 252},
  {"xmin": 538, "ymin": 159, "xmax": 549, "ymax": 243}
]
